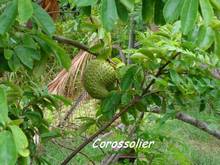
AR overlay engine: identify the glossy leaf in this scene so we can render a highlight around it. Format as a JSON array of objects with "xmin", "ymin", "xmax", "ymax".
[
  {"xmin": 33, "ymin": 3, "xmax": 55, "ymax": 35},
  {"xmin": 181, "ymin": 0, "xmax": 199, "ymax": 35},
  {"xmin": 18, "ymin": 0, "xmax": 33, "ymax": 23},
  {"xmin": 9, "ymin": 125, "xmax": 30, "ymax": 157},
  {"xmin": 196, "ymin": 26, "xmax": 214, "ymax": 50},
  {"xmin": 199, "ymin": 0, "xmax": 214, "ymax": 25},
  {"xmin": 101, "ymin": 0, "xmax": 118, "ymax": 31},
  {"xmin": 163, "ymin": 0, "xmax": 183, "ymax": 23},
  {"xmin": 0, "ymin": 0, "xmax": 17, "ymax": 34},
  {"xmin": 0, "ymin": 131, "xmax": 17, "ymax": 165}
]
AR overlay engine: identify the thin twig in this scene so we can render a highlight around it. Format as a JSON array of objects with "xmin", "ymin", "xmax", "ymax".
[
  {"xmin": 57, "ymin": 91, "xmax": 87, "ymax": 127},
  {"xmin": 53, "ymin": 35, "xmax": 97, "ymax": 56},
  {"xmin": 112, "ymin": 45, "xmax": 127, "ymax": 64},
  {"xmin": 142, "ymin": 52, "xmax": 181, "ymax": 95}
]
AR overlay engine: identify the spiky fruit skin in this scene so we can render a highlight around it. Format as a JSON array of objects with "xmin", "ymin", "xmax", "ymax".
[{"xmin": 83, "ymin": 59, "xmax": 116, "ymax": 99}]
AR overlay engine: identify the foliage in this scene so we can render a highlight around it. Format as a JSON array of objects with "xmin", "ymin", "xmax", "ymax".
[{"xmin": 0, "ymin": 0, "xmax": 220, "ymax": 164}]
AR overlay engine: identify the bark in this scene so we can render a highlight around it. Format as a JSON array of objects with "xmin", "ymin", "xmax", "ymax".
[
  {"xmin": 175, "ymin": 112, "xmax": 220, "ymax": 139},
  {"xmin": 53, "ymin": 35, "xmax": 97, "ymax": 56}
]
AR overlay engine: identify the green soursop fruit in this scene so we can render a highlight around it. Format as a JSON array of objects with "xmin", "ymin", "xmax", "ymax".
[{"xmin": 83, "ymin": 59, "xmax": 116, "ymax": 99}]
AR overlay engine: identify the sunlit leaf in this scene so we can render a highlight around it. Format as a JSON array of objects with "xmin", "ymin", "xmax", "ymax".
[
  {"xmin": 0, "ymin": 0, "xmax": 17, "ymax": 34},
  {"xmin": 0, "ymin": 131, "xmax": 17, "ymax": 165},
  {"xmin": 33, "ymin": 3, "xmax": 55, "ymax": 35},
  {"xmin": 101, "ymin": 0, "xmax": 118, "ymax": 31},
  {"xmin": 181, "ymin": 0, "xmax": 199, "ymax": 35},
  {"xmin": 9, "ymin": 125, "xmax": 30, "ymax": 157},
  {"xmin": 18, "ymin": 0, "xmax": 33, "ymax": 23},
  {"xmin": 199, "ymin": 0, "xmax": 214, "ymax": 25},
  {"xmin": 163, "ymin": 0, "xmax": 183, "ymax": 23}
]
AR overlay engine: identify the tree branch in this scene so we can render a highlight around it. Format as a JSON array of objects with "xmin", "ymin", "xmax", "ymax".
[
  {"xmin": 152, "ymin": 109, "xmax": 220, "ymax": 139},
  {"xmin": 53, "ymin": 35, "xmax": 97, "ymax": 56},
  {"xmin": 57, "ymin": 91, "xmax": 87, "ymax": 127},
  {"xmin": 176, "ymin": 112, "xmax": 220, "ymax": 139},
  {"xmin": 142, "ymin": 52, "xmax": 180, "ymax": 95},
  {"xmin": 112, "ymin": 45, "xmax": 127, "ymax": 64},
  {"xmin": 60, "ymin": 96, "xmax": 141, "ymax": 165}
]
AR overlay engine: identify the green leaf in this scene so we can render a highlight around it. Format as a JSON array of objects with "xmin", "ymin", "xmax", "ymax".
[
  {"xmin": 53, "ymin": 95, "xmax": 72, "ymax": 106},
  {"xmin": 17, "ymin": 156, "xmax": 31, "ymax": 165},
  {"xmin": 33, "ymin": 3, "xmax": 55, "ymax": 35},
  {"xmin": 199, "ymin": 0, "xmax": 214, "ymax": 25},
  {"xmin": 25, "ymin": 111, "xmax": 43, "ymax": 127},
  {"xmin": 80, "ymin": 6, "xmax": 92, "ymax": 16},
  {"xmin": 0, "ymin": 0, "xmax": 17, "ymax": 34},
  {"xmin": 116, "ymin": 0, "xmax": 129, "ymax": 22},
  {"xmin": 0, "ymin": 87, "xmax": 8, "ymax": 125},
  {"xmin": 8, "ymin": 54, "xmax": 21, "ymax": 71},
  {"xmin": 4, "ymin": 49, "xmax": 13, "ymax": 60},
  {"xmin": 15, "ymin": 46, "xmax": 41, "ymax": 69},
  {"xmin": 154, "ymin": 0, "xmax": 165, "ymax": 25},
  {"xmin": 120, "ymin": 0, "xmax": 134, "ymax": 11},
  {"xmin": 18, "ymin": 0, "xmax": 33, "ymax": 23},
  {"xmin": 121, "ymin": 92, "xmax": 133, "ymax": 106},
  {"xmin": 2, "ymin": 81, "xmax": 23, "ymax": 104},
  {"xmin": 170, "ymin": 70, "xmax": 181, "ymax": 86},
  {"xmin": 23, "ymin": 35, "xmax": 37, "ymax": 49},
  {"xmin": 101, "ymin": 0, "xmax": 118, "ymax": 31},
  {"xmin": 163, "ymin": 0, "xmax": 183, "ymax": 23},
  {"xmin": 41, "ymin": 130, "xmax": 61, "ymax": 140},
  {"xmin": 121, "ymin": 113, "xmax": 130, "ymax": 125},
  {"xmin": 215, "ymin": 31, "xmax": 220, "ymax": 57},
  {"xmin": 181, "ymin": 0, "xmax": 199, "ymax": 35},
  {"xmin": 210, "ymin": 0, "xmax": 220, "ymax": 10},
  {"xmin": 142, "ymin": 0, "xmax": 155, "ymax": 23},
  {"xmin": 0, "ymin": 131, "xmax": 17, "ymax": 165},
  {"xmin": 9, "ymin": 125, "xmax": 29, "ymax": 157},
  {"xmin": 101, "ymin": 91, "xmax": 121, "ymax": 119},
  {"xmin": 75, "ymin": 0, "xmax": 97, "ymax": 7},
  {"xmin": 199, "ymin": 99, "xmax": 206, "ymax": 111},
  {"xmin": 37, "ymin": 33, "xmax": 71, "ymax": 69},
  {"xmin": 120, "ymin": 65, "xmax": 139, "ymax": 91},
  {"xmin": 196, "ymin": 26, "xmax": 215, "ymax": 50}
]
